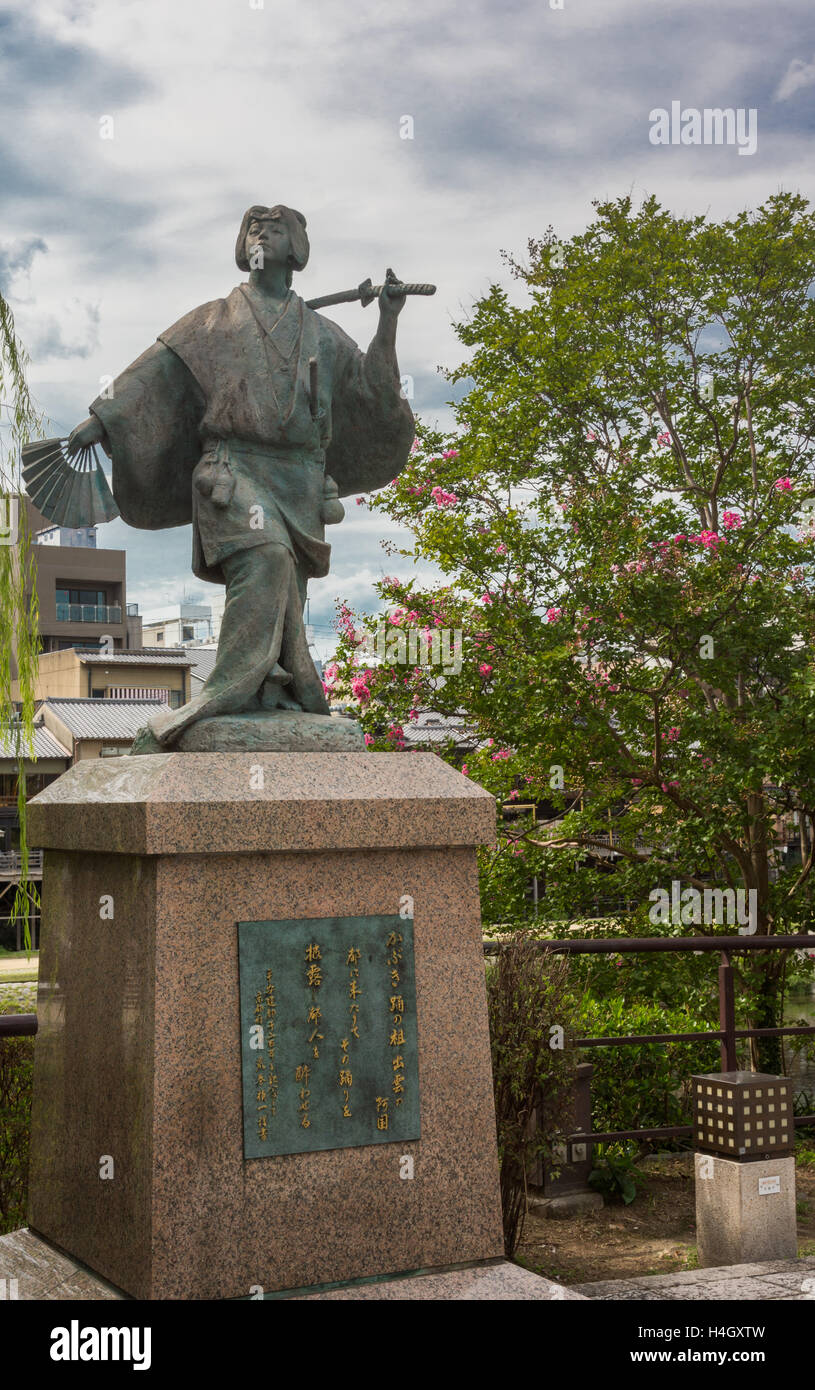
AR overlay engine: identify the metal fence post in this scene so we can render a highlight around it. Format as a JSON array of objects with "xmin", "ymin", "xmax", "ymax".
[{"xmin": 718, "ymin": 949, "xmax": 737, "ymax": 1071}]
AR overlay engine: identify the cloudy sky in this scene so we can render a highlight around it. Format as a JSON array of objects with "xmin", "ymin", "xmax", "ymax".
[{"xmin": 2, "ymin": 0, "xmax": 814, "ymax": 655}]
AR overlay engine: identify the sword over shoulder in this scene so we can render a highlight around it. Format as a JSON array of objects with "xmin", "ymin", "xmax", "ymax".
[{"xmin": 306, "ymin": 274, "xmax": 436, "ymax": 312}]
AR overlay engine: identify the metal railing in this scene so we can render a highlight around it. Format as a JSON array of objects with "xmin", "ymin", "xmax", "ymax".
[
  {"xmin": 485, "ymin": 933, "xmax": 815, "ymax": 1147},
  {"xmin": 55, "ymin": 603, "xmax": 122, "ymax": 624},
  {"xmin": 0, "ymin": 850, "xmax": 43, "ymax": 876},
  {"xmin": 0, "ymin": 850, "xmax": 43, "ymax": 877},
  {"xmin": 0, "ymin": 1013, "xmax": 37, "ymax": 1037}
]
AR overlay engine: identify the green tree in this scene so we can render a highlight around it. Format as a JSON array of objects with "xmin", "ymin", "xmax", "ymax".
[
  {"xmin": 331, "ymin": 192, "xmax": 815, "ymax": 1073},
  {"xmin": 0, "ymin": 291, "xmax": 42, "ymax": 949}
]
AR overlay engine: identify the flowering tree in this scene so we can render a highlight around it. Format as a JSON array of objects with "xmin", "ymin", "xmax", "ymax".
[{"xmin": 330, "ymin": 193, "xmax": 815, "ymax": 1068}]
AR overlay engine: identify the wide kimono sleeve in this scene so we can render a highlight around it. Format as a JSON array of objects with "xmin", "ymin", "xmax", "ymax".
[
  {"xmin": 89, "ymin": 340, "xmax": 206, "ymax": 530},
  {"xmin": 322, "ymin": 319, "xmax": 415, "ymax": 498}
]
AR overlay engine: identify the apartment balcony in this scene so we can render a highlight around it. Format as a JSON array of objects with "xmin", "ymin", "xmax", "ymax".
[{"xmin": 55, "ymin": 603, "xmax": 122, "ymax": 624}]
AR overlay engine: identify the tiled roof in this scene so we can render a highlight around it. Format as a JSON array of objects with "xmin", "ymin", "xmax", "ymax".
[
  {"xmin": 75, "ymin": 649, "xmax": 192, "ymax": 666},
  {"xmin": 37, "ymin": 698, "xmax": 171, "ymax": 739},
  {"xmin": 0, "ymin": 725, "xmax": 70, "ymax": 761},
  {"xmin": 402, "ymin": 714, "xmax": 477, "ymax": 747},
  {"xmin": 188, "ymin": 647, "xmax": 219, "ymax": 688}
]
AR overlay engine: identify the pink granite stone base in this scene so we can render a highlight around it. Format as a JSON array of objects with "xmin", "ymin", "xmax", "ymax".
[
  {"xmin": 296, "ymin": 1260, "xmax": 587, "ymax": 1300},
  {"xmin": 27, "ymin": 753, "xmax": 504, "ymax": 1300}
]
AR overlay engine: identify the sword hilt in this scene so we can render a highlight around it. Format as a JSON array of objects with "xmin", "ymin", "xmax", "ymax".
[
  {"xmin": 306, "ymin": 277, "xmax": 436, "ymax": 312},
  {"xmin": 359, "ymin": 277, "xmax": 436, "ymax": 307}
]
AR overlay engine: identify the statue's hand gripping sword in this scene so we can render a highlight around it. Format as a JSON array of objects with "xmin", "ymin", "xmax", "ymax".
[{"xmin": 306, "ymin": 271, "xmax": 435, "ymax": 312}]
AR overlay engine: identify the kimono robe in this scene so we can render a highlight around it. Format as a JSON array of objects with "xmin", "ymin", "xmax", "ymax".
[{"xmin": 89, "ymin": 284, "xmax": 414, "ymax": 744}]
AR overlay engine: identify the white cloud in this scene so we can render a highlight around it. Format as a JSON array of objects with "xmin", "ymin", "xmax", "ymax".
[
  {"xmin": 4, "ymin": 0, "xmax": 815, "ymax": 624},
  {"xmin": 775, "ymin": 55, "xmax": 815, "ymax": 101}
]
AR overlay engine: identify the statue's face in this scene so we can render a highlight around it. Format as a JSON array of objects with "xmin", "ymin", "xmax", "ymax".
[{"xmin": 245, "ymin": 213, "xmax": 291, "ymax": 269}]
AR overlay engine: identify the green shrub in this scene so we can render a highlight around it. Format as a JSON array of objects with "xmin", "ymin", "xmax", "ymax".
[
  {"xmin": 487, "ymin": 934, "xmax": 580, "ymax": 1256},
  {"xmin": 0, "ymin": 989, "xmax": 34, "ymax": 1234},
  {"xmin": 588, "ymin": 1144, "xmax": 648, "ymax": 1205},
  {"xmin": 578, "ymin": 995, "xmax": 720, "ymax": 1139}
]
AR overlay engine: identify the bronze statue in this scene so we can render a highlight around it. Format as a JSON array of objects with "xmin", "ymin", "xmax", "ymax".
[{"xmin": 58, "ymin": 205, "xmax": 422, "ymax": 751}]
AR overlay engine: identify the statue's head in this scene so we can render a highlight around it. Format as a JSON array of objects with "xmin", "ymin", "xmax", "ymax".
[{"xmin": 235, "ymin": 204, "xmax": 309, "ymax": 285}]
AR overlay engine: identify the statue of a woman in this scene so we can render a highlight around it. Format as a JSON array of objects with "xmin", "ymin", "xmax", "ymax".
[{"xmin": 66, "ymin": 205, "xmax": 415, "ymax": 750}]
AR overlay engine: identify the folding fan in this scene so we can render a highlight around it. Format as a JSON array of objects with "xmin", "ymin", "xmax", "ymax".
[{"xmin": 21, "ymin": 437, "xmax": 120, "ymax": 528}]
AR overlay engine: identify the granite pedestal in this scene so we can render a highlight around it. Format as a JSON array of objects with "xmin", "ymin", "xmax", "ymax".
[
  {"xmin": 26, "ymin": 752, "xmax": 504, "ymax": 1300},
  {"xmin": 695, "ymin": 1153, "xmax": 798, "ymax": 1267}
]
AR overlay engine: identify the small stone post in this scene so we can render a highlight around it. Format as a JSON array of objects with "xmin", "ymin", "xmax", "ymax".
[{"xmin": 692, "ymin": 1070, "xmax": 797, "ymax": 1266}]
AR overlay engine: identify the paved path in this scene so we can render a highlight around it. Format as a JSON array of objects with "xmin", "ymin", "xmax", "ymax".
[
  {"xmin": 575, "ymin": 1256, "xmax": 815, "ymax": 1300},
  {"xmin": 0, "ymin": 953, "xmax": 38, "ymax": 980},
  {"xmin": 7, "ymin": 1225, "xmax": 813, "ymax": 1300},
  {"xmin": 0, "ymin": 1231, "xmax": 583, "ymax": 1300}
]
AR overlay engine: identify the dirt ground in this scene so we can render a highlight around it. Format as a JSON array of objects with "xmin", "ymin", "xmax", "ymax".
[{"xmin": 516, "ymin": 1151, "xmax": 815, "ymax": 1286}]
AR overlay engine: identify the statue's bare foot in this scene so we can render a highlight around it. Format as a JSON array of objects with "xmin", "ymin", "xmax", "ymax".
[
  {"xmin": 129, "ymin": 724, "xmax": 166, "ymax": 755},
  {"xmin": 260, "ymin": 676, "xmax": 301, "ymax": 711}
]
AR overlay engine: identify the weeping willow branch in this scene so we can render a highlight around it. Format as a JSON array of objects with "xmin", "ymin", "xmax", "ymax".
[{"xmin": 0, "ymin": 294, "xmax": 44, "ymax": 951}]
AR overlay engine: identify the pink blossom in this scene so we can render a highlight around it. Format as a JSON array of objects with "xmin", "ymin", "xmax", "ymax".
[
  {"xmin": 508, "ymin": 789, "xmax": 519, "ymax": 801},
  {"xmin": 355, "ymin": 496, "xmax": 366, "ymax": 505},
  {"xmin": 774, "ymin": 477, "xmax": 792, "ymax": 491},
  {"xmin": 442, "ymin": 448, "xmax": 460, "ymax": 459},
  {"xmin": 546, "ymin": 607, "xmax": 562, "ymax": 623},
  {"xmin": 479, "ymin": 663, "xmax": 493, "ymax": 677},
  {"xmin": 586, "ymin": 429, "xmax": 597, "ymax": 442},
  {"xmin": 461, "ymin": 764, "xmax": 469, "ymax": 776},
  {"xmin": 665, "ymin": 727, "xmax": 680, "ymax": 741},
  {"xmin": 364, "ymin": 733, "xmax": 374, "ymax": 746},
  {"xmin": 350, "ymin": 671, "xmax": 373, "ymax": 703},
  {"xmin": 721, "ymin": 510, "xmax": 742, "ymax": 530},
  {"xmin": 689, "ymin": 530, "xmax": 723, "ymax": 550},
  {"xmin": 491, "ymin": 749, "xmax": 511, "ymax": 761},
  {"xmin": 657, "ymin": 430, "xmax": 671, "ymax": 447},
  {"xmin": 496, "ymin": 543, "xmax": 507, "ymax": 555},
  {"xmin": 430, "ymin": 486, "xmax": 458, "ymax": 508},
  {"xmin": 409, "ymin": 438, "xmax": 420, "ymax": 453},
  {"xmin": 481, "ymin": 593, "xmax": 493, "ymax": 605},
  {"xmin": 389, "ymin": 609, "xmax": 404, "ymax": 625}
]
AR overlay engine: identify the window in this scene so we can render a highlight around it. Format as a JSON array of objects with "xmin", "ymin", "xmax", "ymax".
[
  {"xmin": 56, "ymin": 587, "xmax": 106, "ymax": 606},
  {"xmin": 156, "ymin": 631, "xmax": 164, "ymax": 643},
  {"xmin": 91, "ymin": 688, "xmax": 105, "ymax": 699},
  {"xmin": 169, "ymin": 690, "xmax": 184, "ymax": 709},
  {"xmin": 107, "ymin": 687, "xmax": 169, "ymax": 701}
]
